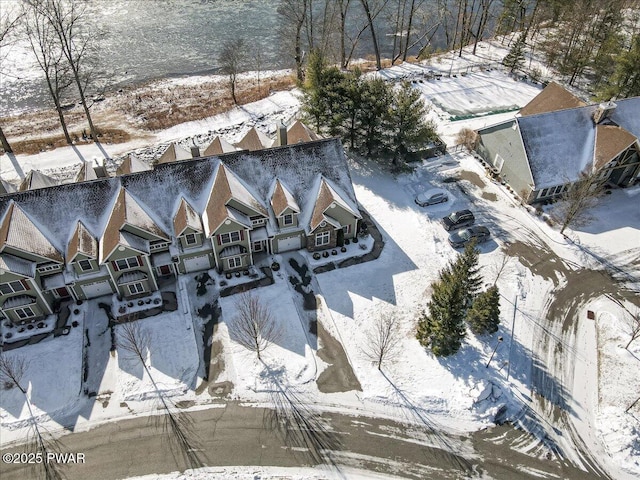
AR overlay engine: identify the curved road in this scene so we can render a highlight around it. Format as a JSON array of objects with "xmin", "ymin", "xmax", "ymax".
[{"xmin": 0, "ymin": 402, "xmax": 603, "ymax": 480}]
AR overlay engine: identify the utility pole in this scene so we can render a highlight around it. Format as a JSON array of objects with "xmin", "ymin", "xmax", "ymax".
[{"xmin": 506, "ymin": 296, "xmax": 517, "ymax": 381}]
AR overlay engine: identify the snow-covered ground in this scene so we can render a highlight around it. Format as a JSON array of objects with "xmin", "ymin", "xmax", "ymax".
[{"xmin": 1, "ymin": 37, "xmax": 638, "ymax": 479}]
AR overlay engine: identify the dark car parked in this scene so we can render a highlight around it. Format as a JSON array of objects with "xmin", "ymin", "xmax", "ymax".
[
  {"xmin": 448, "ymin": 226, "xmax": 491, "ymax": 248},
  {"xmin": 441, "ymin": 210, "xmax": 475, "ymax": 231}
]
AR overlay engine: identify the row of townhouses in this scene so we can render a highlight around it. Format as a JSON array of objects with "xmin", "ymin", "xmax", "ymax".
[{"xmin": 0, "ymin": 138, "xmax": 361, "ymax": 328}]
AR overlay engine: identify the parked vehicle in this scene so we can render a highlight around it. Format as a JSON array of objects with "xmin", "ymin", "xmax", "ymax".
[
  {"xmin": 441, "ymin": 210, "xmax": 475, "ymax": 231},
  {"xmin": 415, "ymin": 192, "xmax": 448, "ymax": 206},
  {"xmin": 448, "ymin": 226, "xmax": 490, "ymax": 248}
]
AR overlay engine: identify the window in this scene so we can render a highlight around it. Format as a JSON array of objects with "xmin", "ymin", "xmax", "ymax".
[
  {"xmin": 342, "ymin": 224, "xmax": 351, "ymax": 234},
  {"xmin": 0, "ymin": 281, "xmax": 26, "ymax": 295},
  {"xmin": 157, "ymin": 265, "xmax": 173, "ymax": 276},
  {"xmin": 250, "ymin": 215, "xmax": 266, "ymax": 226},
  {"xmin": 494, "ymin": 154, "xmax": 505, "ymax": 171},
  {"xmin": 37, "ymin": 263, "xmax": 60, "ymax": 273},
  {"xmin": 253, "ymin": 241, "xmax": 263, "ymax": 252},
  {"xmin": 184, "ymin": 233, "xmax": 198, "ymax": 245},
  {"xmin": 150, "ymin": 240, "xmax": 171, "ymax": 251},
  {"xmin": 540, "ymin": 188, "xmax": 549, "ymax": 198},
  {"xmin": 78, "ymin": 259, "xmax": 93, "ymax": 272},
  {"xmin": 315, "ymin": 231, "xmax": 330, "ymax": 247},
  {"xmin": 15, "ymin": 307, "xmax": 35, "ymax": 320},
  {"xmin": 127, "ymin": 283, "xmax": 145, "ymax": 295},
  {"xmin": 227, "ymin": 257, "xmax": 242, "ymax": 269},
  {"xmin": 114, "ymin": 256, "xmax": 142, "ymax": 271},
  {"xmin": 218, "ymin": 231, "xmax": 241, "ymax": 245},
  {"xmin": 282, "ymin": 214, "xmax": 294, "ymax": 226}
]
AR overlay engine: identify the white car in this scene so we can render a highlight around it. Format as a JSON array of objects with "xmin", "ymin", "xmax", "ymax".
[{"xmin": 415, "ymin": 192, "xmax": 448, "ymax": 207}]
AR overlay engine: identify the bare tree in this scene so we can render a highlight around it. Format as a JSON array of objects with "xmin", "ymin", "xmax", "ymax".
[
  {"xmin": 278, "ymin": 0, "xmax": 308, "ymax": 82},
  {"xmin": 362, "ymin": 311, "xmax": 402, "ymax": 370},
  {"xmin": 358, "ymin": 0, "xmax": 389, "ymax": 70},
  {"xmin": 0, "ymin": 5, "xmax": 23, "ymax": 153},
  {"xmin": 0, "ymin": 354, "xmax": 63, "ymax": 480},
  {"xmin": 26, "ymin": 0, "xmax": 99, "ymax": 139},
  {"xmin": 455, "ymin": 127, "xmax": 478, "ymax": 151},
  {"xmin": 24, "ymin": 4, "xmax": 74, "ymax": 144},
  {"xmin": 219, "ymin": 37, "xmax": 246, "ymax": 104},
  {"xmin": 117, "ymin": 321, "xmax": 203, "ymax": 469},
  {"xmin": 555, "ymin": 171, "xmax": 606, "ymax": 235},
  {"xmin": 227, "ymin": 292, "xmax": 281, "ymax": 361}
]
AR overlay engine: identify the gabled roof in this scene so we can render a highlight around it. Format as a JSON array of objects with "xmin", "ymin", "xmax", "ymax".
[
  {"xmin": 101, "ymin": 188, "xmax": 169, "ymax": 260},
  {"xmin": 516, "ymin": 107, "xmax": 597, "ymax": 189},
  {"xmin": 594, "ymin": 124, "xmax": 638, "ymax": 171},
  {"xmin": 235, "ymin": 127, "xmax": 271, "ymax": 152},
  {"xmin": 67, "ymin": 221, "xmax": 98, "ymax": 261},
  {"xmin": 0, "ymin": 253, "xmax": 36, "ymax": 278},
  {"xmin": 0, "ymin": 202, "xmax": 63, "ymax": 262},
  {"xmin": 519, "ymin": 82, "xmax": 586, "ymax": 117},
  {"xmin": 287, "ymin": 120, "xmax": 320, "ymax": 144},
  {"xmin": 157, "ymin": 143, "xmax": 193, "ymax": 164},
  {"xmin": 119, "ymin": 231, "xmax": 150, "ymax": 254},
  {"xmin": 271, "ymin": 179, "xmax": 300, "ymax": 216},
  {"xmin": 1, "ymin": 178, "xmax": 16, "ymax": 195},
  {"xmin": 307, "ymin": 177, "xmax": 360, "ymax": 232},
  {"xmin": 116, "ymin": 154, "xmax": 150, "ymax": 176},
  {"xmin": 19, "ymin": 170, "xmax": 58, "ymax": 192},
  {"xmin": 173, "ymin": 197, "xmax": 202, "ymax": 236},
  {"xmin": 203, "ymin": 136, "xmax": 238, "ymax": 156},
  {"xmin": 203, "ymin": 163, "xmax": 266, "ymax": 235},
  {"xmin": 609, "ymin": 97, "xmax": 640, "ymax": 140},
  {"xmin": 75, "ymin": 161, "xmax": 98, "ymax": 182}
]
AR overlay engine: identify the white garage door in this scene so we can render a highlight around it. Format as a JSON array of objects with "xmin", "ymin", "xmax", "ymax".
[
  {"xmin": 82, "ymin": 280, "xmax": 113, "ymax": 299},
  {"xmin": 277, "ymin": 236, "xmax": 301, "ymax": 252},
  {"xmin": 184, "ymin": 255, "xmax": 210, "ymax": 273}
]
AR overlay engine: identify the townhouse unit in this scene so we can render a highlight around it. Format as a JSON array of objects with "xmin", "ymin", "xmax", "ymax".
[{"xmin": 0, "ymin": 138, "xmax": 361, "ymax": 329}]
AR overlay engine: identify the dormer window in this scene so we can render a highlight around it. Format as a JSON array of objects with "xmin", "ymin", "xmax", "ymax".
[
  {"xmin": 250, "ymin": 215, "xmax": 266, "ymax": 226},
  {"xmin": 78, "ymin": 259, "xmax": 93, "ymax": 272},
  {"xmin": 150, "ymin": 240, "xmax": 171, "ymax": 252},
  {"xmin": 283, "ymin": 214, "xmax": 294, "ymax": 226},
  {"xmin": 185, "ymin": 233, "xmax": 198, "ymax": 245}
]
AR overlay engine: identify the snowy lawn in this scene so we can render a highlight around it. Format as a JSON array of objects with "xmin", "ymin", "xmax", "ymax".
[
  {"xmin": 0, "ymin": 318, "xmax": 83, "ymax": 430},
  {"xmin": 217, "ymin": 275, "xmax": 317, "ymax": 398},
  {"xmin": 115, "ymin": 310, "xmax": 200, "ymax": 403}
]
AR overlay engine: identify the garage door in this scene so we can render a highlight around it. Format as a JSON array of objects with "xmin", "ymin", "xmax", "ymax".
[
  {"xmin": 184, "ymin": 255, "xmax": 210, "ymax": 273},
  {"xmin": 82, "ymin": 280, "xmax": 113, "ymax": 299},
  {"xmin": 277, "ymin": 236, "xmax": 301, "ymax": 252}
]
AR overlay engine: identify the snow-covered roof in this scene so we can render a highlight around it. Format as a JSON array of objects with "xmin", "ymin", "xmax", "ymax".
[
  {"xmin": 119, "ymin": 231, "xmax": 150, "ymax": 254},
  {"xmin": 517, "ymin": 106, "xmax": 597, "ymax": 189},
  {"xmin": 235, "ymin": 127, "xmax": 271, "ymax": 151},
  {"xmin": 203, "ymin": 136, "xmax": 238, "ymax": 156},
  {"xmin": 0, "ymin": 202, "xmax": 64, "ymax": 263},
  {"xmin": 116, "ymin": 154, "xmax": 150, "ymax": 176},
  {"xmin": 173, "ymin": 197, "xmax": 202, "ymax": 236},
  {"xmin": 156, "ymin": 143, "xmax": 193, "ymax": 164},
  {"xmin": 304, "ymin": 176, "xmax": 361, "ymax": 233},
  {"xmin": 19, "ymin": 170, "xmax": 59, "ymax": 192},
  {"xmin": 116, "ymin": 270, "xmax": 148, "ymax": 285},
  {"xmin": 67, "ymin": 221, "xmax": 98, "ymax": 261},
  {"xmin": 0, "ymin": 178, "xmax": 16, "ymax": 195},
  {"xmin": 270, "ymin": 179, "xmax": 300, "ymax": 216},
  {"xmin": 609, "ymin": 97, "xmax": 640, "ymax": 140},
  {"xmin": 0, "ymin": 139, "xmax": 357, "ymax": 262},
  {"xmin": 75, "ymin": 161, "xmax": 98, "ymax": 182},
  {"xmin": 0, "ymin": 253, "xmax": 36, "ymax": 278},
  {"xmin": 2, "ymin": 294, "xmax": 36, "ymax": 308}
]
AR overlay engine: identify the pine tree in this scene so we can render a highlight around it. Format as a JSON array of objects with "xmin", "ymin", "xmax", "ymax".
[
  {"xmin": 453, "ymin": 240, "xmax": 482, "ymax": 310},
  {"xmin": 599, "ymin": 35, "xmax": 640, "ymax": 99},
  {"xmin": 385, "ymin": 81, "xmax": 436, "ymax": 162},
  {"xmin": 416, "ymin": 265, "xmax": 466, "ymax": 357},
  {"xmin": 502, "ymin": 33, "xmax": 526, "ymax": 73},
  {"xmin": 467, "ymin": 286, "xmax": 501, "ymax": 335},
  {"xmin": 358, "ymin": 78, "xmax": 391, "ymax": 156}
]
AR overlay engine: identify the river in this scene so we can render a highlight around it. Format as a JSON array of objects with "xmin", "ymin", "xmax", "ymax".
[{"xmin": 0, "ymin": 0, "xmax": 443, "ymax": 116}]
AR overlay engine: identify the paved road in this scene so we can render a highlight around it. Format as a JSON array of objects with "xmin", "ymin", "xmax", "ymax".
[{"xmin": 1, "ymin": 402, "xmax": 601, "ymax": 480}]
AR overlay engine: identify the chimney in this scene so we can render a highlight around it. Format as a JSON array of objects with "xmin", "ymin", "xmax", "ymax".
[
  {"xmin": 190, "ymin": 146, "xmax": 200, "ymax": 158},
  {"xmin": 593, "ymin": 100, "xmax": 617, "ymax": 124},
  {"xmin": 277, "ymin": 120, "xmax": 287, "ymax": 146}
]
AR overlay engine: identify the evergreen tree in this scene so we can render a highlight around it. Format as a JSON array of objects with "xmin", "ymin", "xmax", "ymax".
[
  {"xmin": 453, "ymin": 240, "xmax": 482, "ymax": 310},
  {"xmin": 386, "ymin": 81, "xmax": 436, "ymax": 163},
  {"xmin": 416, "ymin": 265, "xmax": 466, "ymax": 357},
  {"xmin": 302, "ymin": 50, "xmax": 344, "ymax": 134},
  {"xmin": 599, "ymin": 35, "xmax": 640, "ymax": 99},
  {"xmin": 502, "ymin": 33, "xmax": 526, "ymax": 73},
  {"xmin": 358, "ymin": 78, "xmax": 391, "ymax": 156},
  {"xmin": 467, "ymin": 286, "xmax": 501, "ymax": 335}
]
